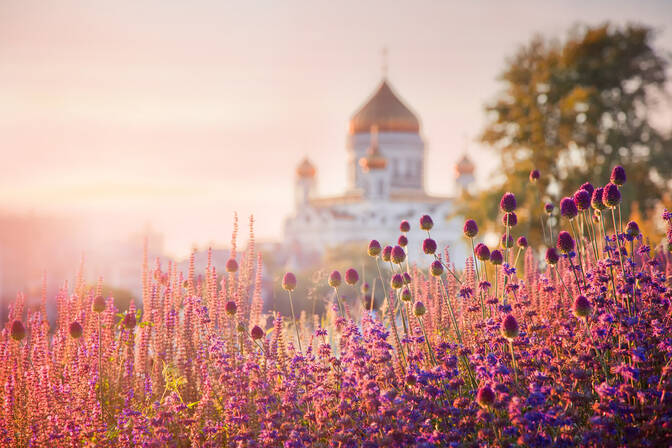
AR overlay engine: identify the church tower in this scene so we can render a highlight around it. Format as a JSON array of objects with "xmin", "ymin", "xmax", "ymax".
[
  {"xmin": 455, "ymin": 154, "xmax": 475, "ymax": 195},
  {"xmin": 294, "ymin": 157, "xmax": 316, "ymax": 208},
  {"xmin": 347, "ymin": 78, "xmax": 425, "ymax": 197},
  {"xmin": 358, "ymin": 126, "xmax": 389, "ymax": 200}
]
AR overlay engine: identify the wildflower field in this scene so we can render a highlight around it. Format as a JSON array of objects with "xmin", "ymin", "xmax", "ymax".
[{"xmin": 2, "ymin": 167, "xmax": 672, "ymax": 447}]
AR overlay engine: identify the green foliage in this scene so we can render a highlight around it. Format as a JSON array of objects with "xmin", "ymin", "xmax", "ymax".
[{"xmin": 468, "ymin": 23, "xmax": 671, "ymax": 246}]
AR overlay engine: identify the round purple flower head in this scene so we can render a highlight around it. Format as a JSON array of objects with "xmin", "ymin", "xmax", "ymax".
[
  {"xmin": 476, "ymin": 385, "xmax": 496, "ymax": 408},
  {"xmin": 423, "ymin": 238, "xmax": 437, "ymax": 255},
  {"xmin": 225, "ymin": 258, "xmax": 239, "ymax": 273},
  {"xmin": 282, "ymin": 272, "xmax": 297, "ymax": 291},
  {"xmin": 225, "ymin": 301, "xmax": 237, "ymax": 316},
  {"xmin": 501, "ymin": 234, "xmax": 514, "ymax": 249},
  {"xmin": 381, "ymin": 245, "xmax": 393, "ymax": 262},
  {"xmin": 560, "ymin": 197, "xmax": 578, "ymax": 220},
  {"xmin": 368, "ymin": 240, "xmax": 382, "ymax": 257},
  {"xmin": 490, "ymin": 249, "xmax": 503, "ymax": 266},
  {"xmin": 610, "ymin": 165, "xmax": 626, "ymax": 186},
  {"xmin": 69, "ymin": 321, "xmax": 83, "ymax": 339},
  {"xmin": 463, "ymin": 219, "xmax": 478, "ymax": 238},
  {"xmin": 361, "ymin": 282, "xmax": 371, "ymax": 294},
  {"xmin": 580, "ymin": 182, "xmax": 594, "ymax": 196},
  {"xmin": 390, "ymin": 273, "xmax": 404, "ymax": 290},
  {"xmin": 572, "ymin": 295, "xmax": 591, "ymax": 318},
  {"xmin": 573, "ymin": 189, "xmax": 591, "ymax": 211},
  {"xmin": 430, "ymin": 260, "xmax": 443, "ymax": 277},
  {"xmin": 391, "ymin": 245, "xmax": 406, "ymax": 264},
  {"xmin": 516, "ymin": 236, "xmax": 528, "ymax": 248},
  {"xmin": 626, "ymin": 221, "xmax": 640, "ymax": 238},
  {"xmin": 544, "ymin": 202, "xmax": 554, "ymax": 215},
  {"xmin": 501, "ymin": 314, "xmax": 519, "ymax": 340},
  {"xmin": 529, "ymin": 169, "xmax": 540, "ymax": 183},
  {"xmin": 123, "ymin": 312, "xmax": 137, "ymax": 330},
  {"xmin": 500, "ymin": 192, "xmax": 517, "ymax": 213},
  {"xmin": 10, "ymin": 320, "xmax": 26, "ymax": 341},
  {"xmin": 502, "ymin": 212, "xmax": 517, "ymax": 227},
  {"xmin": 591, "ymin": 188, "xmax": 606, "ymax": 210},
  {"xmin": 328, "ymin": 270, "xmax": 342, "ymax": 288},
  {"xmin": 602, "ymin": 183, "xmax": 621, "ymax": 208},
  {"xmin": 399, "ymin": 220, "xmax": 410, "ymax": 233},
  {"xmin": 401, "ymin": 287, "xmax": 412, "ymax": 302},
  {"xmin": 419, "ymin": 214, "xmax": 434, "ymax": 231},
  {"xmin": 474, "ymin": 243, "xmax": 490, "ymax": 261},
  {"xmin": 403, "ymin": 272, "xmax": 412, "ymax": 285},
  {"xmin": 92, "ymin": 295, "xmax": 106, "ymax": 313},
  {"xmin": 344, "ymin": 268, "xmax": 359, "ymax": 286},
  {"xmin": 556, "ymin": 231, "xmax": 575, "ymax": 254},
  {"xmin": 397, "ymin": 234, "xmax": 408, "ymax": 247},
  {"xmin": 250, "ymin": 325, "xmax": 264, "ymax": 340},
  {"xmin": 413, "ymin": 301, "xmax": 426, "ymax": 317},
  {"xmin": 545, "ymin": 247, "xmax": 559, "ymax": 265}
]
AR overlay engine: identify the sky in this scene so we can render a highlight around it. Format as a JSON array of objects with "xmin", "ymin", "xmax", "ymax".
[{"xmin": 1, "ymin": 0, "xmax": 671, "ymax": 257}]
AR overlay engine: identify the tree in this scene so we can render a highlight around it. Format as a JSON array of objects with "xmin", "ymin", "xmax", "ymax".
[{"xmin": 465, "ymin": 23, "xmax": 672, "ymax": 247}]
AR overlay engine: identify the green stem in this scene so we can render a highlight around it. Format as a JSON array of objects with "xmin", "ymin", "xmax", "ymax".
[{"xmin": 287, "ymin": 290, "xmax": 302, "ymax": 354}]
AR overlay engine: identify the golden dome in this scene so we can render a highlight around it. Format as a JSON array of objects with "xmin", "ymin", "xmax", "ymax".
[
  {"xmin": 296, "ymin": 157, "xmax": 316, "ymax": 178},
  {"xmin": 455, "ymin": 154, "xmax": 475, "ymax": 176},
  {"xmin": 349, "ymin": 80, "xmax": 420, "ymax": 135}
]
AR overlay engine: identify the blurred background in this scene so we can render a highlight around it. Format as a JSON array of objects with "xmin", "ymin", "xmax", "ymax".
[{"xmin": 1, "ymin": 0, "xmax": 671, "ymax": 319}]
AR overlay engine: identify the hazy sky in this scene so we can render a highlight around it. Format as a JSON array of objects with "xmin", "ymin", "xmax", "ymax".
[{"xmin": 1, "ymin": 0, "xmax": 671, "ymax": 257}]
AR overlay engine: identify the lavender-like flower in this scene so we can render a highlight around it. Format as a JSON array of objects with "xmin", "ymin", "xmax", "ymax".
[
  {"xmin": 602, "ymin": 183, "xmax": 621, "ymax": 208},
  {"xmin": 500, "ymin": 192, "xmax": 517, "ymax": 213},
  {"xmin": 560, "ymin": 197, "xmax": 578, "ymax": 219},
  {"xmin": 463, "ymin": 219, "xmax": 478, "ymax": 238},
  {"xmin": 556, "ymin": 231, "xmax": 575, "ymax": 254},
  {"xmin": 610, "ymin": 165, "xmax": 626, "ymax": 186}
]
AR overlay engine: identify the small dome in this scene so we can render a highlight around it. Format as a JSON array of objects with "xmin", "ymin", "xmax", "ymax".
[
  {"xmin": 455, "ymin": 154, "xmax": 475, "ymax": 176},
  {"xmin": 349, "ymin": 80, "xmax": 420, "ymax": 135},
  {"xmin": 296, "ymin": 157, "xmax": 316, "ymax": 178},
  {"xmin": 359, "ymin": 126, "xmax": 387, "ymax": 171}
]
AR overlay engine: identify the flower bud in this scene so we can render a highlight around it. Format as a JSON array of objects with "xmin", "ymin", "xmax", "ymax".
[
  {"xmin": 401, "ymin": 287, "xmax": 412, "ymax": 302},
  {"xmin": 610, "ymin": 165, "xmax": 626, "ymax": 186},
  {"xmin": 529, "ymin": 169, "xmax": 540, "ymax": 183},
  {"xmin": 602, "ymin": 183, "xmax": 621, "ymax": 208},
  {"xmin": 475, "ymin": 243, "xmax": 490, "ymax": 261},
  {"xmin": 413, "ymin": 301, "xmax": 426, "ymax": 317},
  {"xmin": 556, "ymin": 231, "xmax": 575, "ymax": 254},
  {"xmin": 225, "ymin": 301, "xmax": 237, "ymax": 316},
  {"xmin": 92, "ymin": 295, "xmax": 106, "ymax": 313},
  {"xmin": 463, "ymin": 219, "xmax": 478, "ymax": 238},
  {"xmin": 476, "ymin": 385, "xmax": 496, "ymax": 408},
  {"xmin": 502, "ymin": 212, "xmax": 517, "ymax": 227},
  {"xmin": 250, "ymin": 325, "xmax": 264, "ymax": 340},
  {"xmin": 123, "ymin": 312, "xmax": 136, "ymax": 330},
  {"xmin": 397, "ymin": 235, "xmax": 408, "ymax": 247},
  {"xmin": 490, "ymin": 250, "xmax": 504, "ymax": 266},
  {"xmin": 368, "ymin": 240, "xmax": 382, "ymax": 257},
  {"xmin": 381, "ymin": 246, "xmax": 393, "ymax": 262},
  {"xmin": 572, "ymin": 295, "xmax": 591, "ymax": 318},
  {"xmin": 560, "ymin": 197, "xmax": 578, "ymax": 220},
  {"xmin": 430, "ymin": 260, "xmax": 443, "ymax": 277},
  {"xmin": 545, "ymin": 247, "xmax": 559, "ymax": 265},
  {"xmin": 419, "ymin": 215, "xmax": 434, "ymax": 231},
  {"xmin": 390, "ymin": 273, "xmax": 404, "ymax": 290},
  {"xmin": 516, "ymin": 236, "xmax": 528, "ymax": 248},
  {"xmin": 344, "ymin": 268, "xmax": 359, "ymax": 286},
  {"xmin": 328, "ymin": 270, "xmax": 342, "ymax": 288},
  {"xmin": 69, "ymin": 321, "xmax": 83, "ymax": 339},
  {"xmin": 423, "ymin": 238, "xmax": 437, "ymax": 255},
  {"xmin": 500, "ymin": 314, "xmax": 519, "ymax": 340},
  {"xmin": 391, "ymin": 246, "xmax": 406, "ymax": 264},
  {"xmin": 500, "ymin": 192, "xmax": 517, "ymax": 213},
  {"xmin": 282, "ymin": 272, "xmax": 297, "ymax": 291},
  {"xmin": 10, "ymin": 320, "xmax": 26, "ymax": 341},
  {"xmin": 399, "ymin": 220, "xmax": 410, "ymax": 233}
]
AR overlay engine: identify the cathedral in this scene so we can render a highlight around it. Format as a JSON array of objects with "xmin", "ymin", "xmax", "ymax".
[{"xmin": 284, "ymin": 77, "xmax": 475, "ymax": 267}]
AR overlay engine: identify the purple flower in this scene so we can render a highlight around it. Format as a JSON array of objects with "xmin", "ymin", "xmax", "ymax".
[
  {"xmin": 580, "ymin": 182, "xmax": 595, "ymax": 196},
  {"xmin": 390, "ymin": 274, "xmax": 403, "ymax": 290},
  {"xmin": 573, "ymin": 189, "xmax": 591, "ymax": 211},
  {"xmin": 10, "ymin": 320, "xmax": 26, "ymax": 341},
  {"xmin": 430, "ymin": 260, "xmax": 443, "ymax": 277},
  {"xmin": 328, "ymin": 270, "xmax": 342, "ymax": 288},
  {"xmin": 69, "ymin": 321, "xmax": 83, "ymax": 338},
  {"xmin": 225, "ymin": 301, "xmax": 237, "ymax": 316},
  {"xmin": 626, "ymin": 221, "xmax": 640, "ymax": 238},
  {"xmin": 423, "ymin": 238, "xmax": 437, "ymax": 255},
  {"xmin": 476, "ymin": 385, "xmax": 496, "ymax": 408},
  {"xmin": 381, "ymin": 245, "xmax": 393, "ymax": 262},
  {"xmin": 591, "ymin": 188, "xmax": 606, "ymax": 210},
  {"xmin": 500, "ymin": 192, "xmax": 517, "ymax": 213},
  {"xmin": 282, "ymin": 272, "xmax": 297, "ymax": 291},
  {"xmin": 560, "ymin": 197, "xmax": 578, "ymax": 219},
  {"xmin": 610, "ymin": 165, "xmax": 626, "ymax": 186},
  {"xmin": 419, "ymin": 214, "xmax": 434, "ymax": 231},
  {"xmin": 490, "ymin": 249, "xmax": 504, "ymax": 266},
  {"xmin": 250, "ymin": 325, "xmax": 264, "ymax": 340},
  {"xmin": 123, "ymin": 312, "xmax": 137, "ymax": 329},
  {"xmin": 501, "ymin": 234, "xmax": 514, "ymax": 249},
  {"xmin": 572, "ymin": 295, "xmax": 591, "ymax": 318},
  {"xmin": 399, "ymin": 220, "xmax": 410, "ymax": 233},
  {"xmin": 475, "ymin": 243, "xmax": 490, "ymax": 261},
  {"xmin": 391, "ymin": 245, "xmax": 406, "ymax": 264},
  {"xmin": 556, "ymin": 231, "xmax": 575, "ymax": 254},
  {"xmin": 463, "ymin": 219, "xmax": 478, "ymax": 238},
  {"xmin": 400, "ymin": 287, "xmax": 412, "ymax": 302},
  {"xmin": 397, "ymin": 234, "xmax": 408, "ymax": 247},
  {"xmin": 544, "ymin": 202, "xmax": 554, "ymax": 214},
  {"xmin": 413, "ymin": 301, "xmax": 426, "ymax": 317},
  {"xmin": 92, "ymin": 295, "xmax": 106, "ymax": 313},
  {"xmin": 516, "ymin": 236, "xmax": 528, "ymax": 248},
  {"xmin": 225, "ymin": 258, "xmax": 239, "ymax": 273},
  {"xmin": 501, "ymin": 314, "xmax": 519, "ymax": 340},
  {"xmin": 602, "ymin": 183, "xmax": 621, "ymax": 207},
  {"xmin": 502, "ymin": 212, "xmax": 518, "ymax": 227},
  {"xmin": 545, "ymin": 247, "xmax": 559, "ymax": 265},
  {"xmin": 367, "ymin": 240, "xmax": 382, "ymax": 257},
  {"xmin": 529, "ymin": 169, "xmax": 540, "ymax": 183},
  {"xmin": 344, "ymin": 268, "xmax": 359, "ymax": 286},
  {"xmin": 403, "ymin": 272, "xmax": 412, "ymax": 285}
]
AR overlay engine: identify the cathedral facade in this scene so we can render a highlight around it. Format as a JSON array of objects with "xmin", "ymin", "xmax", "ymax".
[{"xmin": 284, "ymin": 78, "xmax": 474, "ymax": 267}]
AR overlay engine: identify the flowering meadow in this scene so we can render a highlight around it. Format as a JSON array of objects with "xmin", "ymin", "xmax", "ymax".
[{"xmin": 2, "ymin": 167, "xmax": 672, "ymax": 447}]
